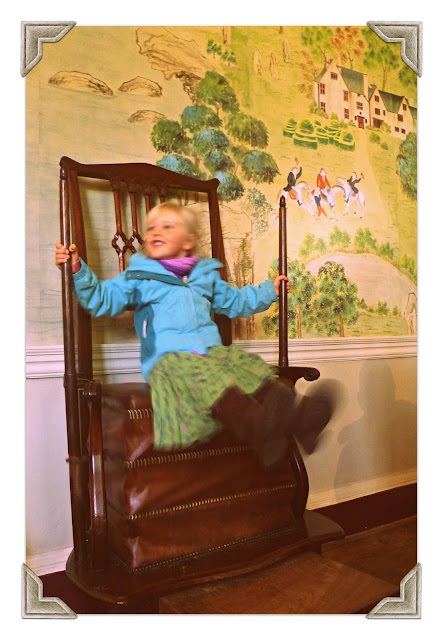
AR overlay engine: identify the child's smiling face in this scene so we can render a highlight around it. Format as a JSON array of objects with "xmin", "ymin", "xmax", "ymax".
[{"xmin": 144, "ymin": 210, "xmax": 196, "ymax": 260}]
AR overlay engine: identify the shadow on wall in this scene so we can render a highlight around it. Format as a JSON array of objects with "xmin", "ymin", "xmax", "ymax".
[
  {"xmin": 294, "ymin": 378, "xmax": 347, "ymax": 455},
  {"xmin": 334, "ymin": 359, "xmax": 417, "ymax": 492}
]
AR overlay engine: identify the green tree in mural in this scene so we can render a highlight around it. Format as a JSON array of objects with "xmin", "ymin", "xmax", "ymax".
[
  {"xmin": 180, "ymin": 105, "xmax": 222, "ymax": 133},
  {"xmin": 193, "ymin": 128, "xmax": 230, "ymax": 163},
  {"xmin": 195, "ymin": 71, "xmax": 239, "ymax": 117},
  {"xmin": 154, "ymin": 72, "xmax": 279, "ymax": 204},
  {"xmin": 156, "ymin": 154, "xmax": 204, "ymax": 179},
  {"xmin": 398, "ymin": 64, "xmax": 417, "ymax": 90},
  {"xmin": 214, "ymin": 171, "xmax": 244, "ymax": 202},
  {"xmin": 246, "ymin": 188, "xmax": 270, "ymax": 237},
  {"xmin": 353, "ymin": 228, "xmax": 377, "ymax": 253},
  {"xmin": 400, "ymin": 254, "xmax": 417, "ymax": 282},
  {"xmin": 300, "ymin": 26, "xmax": 334, "ymax": 64},
  {"xmin": 226, "ymin": 112, "xmax": 268, "ymax": 149},
  {"xmin": 230, "ymin": 144, "xmax": 249, "ymax": 174},
  {"xmin": 207, "ymin": 39, "xmax": 222, "ymax": 58},
  {"xmin": 151, "ymin": 119, "xmax": 191, "ymax": 155},
  {"xmin": 376, "ymin": 301, "xmax": 389, "ymax": 316},
  {"xmin": 313, "ymin": 261, "xmax": 359, "ymax": 337},
  {"xmin": 329, "ymin": 227, "xmax": 351, "ymax": 250},
  {"xmin": 396, "ymin": 132, "xmax": 417, "ymax": 199},
  {"xmin": 363, "ymin": 28, "xmax": 400, "ymax": 90},
  {"xmin": 263, "ymin": 259, "xmax": 317, "ymax": 339},
  {"xmin": 299, "ymin": 233, "xmax": 317, "ymax": 260},
  {"xmin": 378, "ymin": 242, "xmax": 395, "ymax": 260},
  {"xmin": 222, "ymin": 50, "xmax": 237, "ymax": 66},
  {"xmin": 203, "ymin": 151, "xmax": 235, "ymax": 173},
  {"xmin": 240, "ymin": 150, "xmax": 280, "ymax": 184}
]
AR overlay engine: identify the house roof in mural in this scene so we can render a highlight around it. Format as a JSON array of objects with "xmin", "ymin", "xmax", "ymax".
[
  {"xmin": 315, "ymin": 65, "xmax": 327, "ymax": 83},
  {"xmin": 338, "ymin": 67, "xmax": 365, "ymax": 95},
  {"xmin": 314, "ymin": 61, "xmax": 417, "ymax": 117},
  {"xmin": 378, "ymin": 90, "xmax": 405, "ymax": 114},
  {"xmin": 315, "ymin": 64, "xmax": 366, "ymax": 96}
]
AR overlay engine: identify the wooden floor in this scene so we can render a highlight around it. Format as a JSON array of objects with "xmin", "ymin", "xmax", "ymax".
[
  {"xmin": 322, "ymin": 516, "xmax": 417, "ymax": 587},
  {"xmin": 40, "ymin": 515, "xmax": 416, "ymax": 615}
]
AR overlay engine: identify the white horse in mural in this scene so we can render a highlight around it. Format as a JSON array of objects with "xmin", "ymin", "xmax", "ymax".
[
  {"xmin": 336, "ymin": 177, "xmax": 366, "ymax": 218},
  {"xmin": 299, "ymin": 181, "xmax": 343, "ymax": 220},
  {"xmin": 272, "ymin": 183, "xmax": 317, "ymax": 217}
]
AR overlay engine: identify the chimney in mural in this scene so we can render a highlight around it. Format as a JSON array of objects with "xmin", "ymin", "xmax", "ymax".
[{"xmin": 363, "ymin": 72, "xmax": 369, "ymax": 98}]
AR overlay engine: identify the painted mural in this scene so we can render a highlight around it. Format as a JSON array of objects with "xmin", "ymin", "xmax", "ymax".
[{"xmin": 26, "ymin": 26, "xmax": 417, "ymax": 346}]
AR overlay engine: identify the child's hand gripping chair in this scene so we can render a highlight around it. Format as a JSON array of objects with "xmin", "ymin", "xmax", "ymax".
[{"xmin": 59, "ymin": 157, "xmax": 343, "ymax": 612}]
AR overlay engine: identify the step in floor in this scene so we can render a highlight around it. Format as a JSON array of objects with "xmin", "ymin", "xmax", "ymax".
[{"xmin": 159, "ymin": 551, "xmax": 397, "ymax": 614}]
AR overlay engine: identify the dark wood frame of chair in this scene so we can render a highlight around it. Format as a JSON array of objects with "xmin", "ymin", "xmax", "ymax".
[{"xmin": 59, "ymin": 156, "xmax": 343, "ymax": 613}]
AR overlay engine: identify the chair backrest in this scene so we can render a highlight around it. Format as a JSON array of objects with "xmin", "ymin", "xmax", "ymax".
[{"xmin": 59, "ymin": 156, "xmax": 233, "ymax": 384}]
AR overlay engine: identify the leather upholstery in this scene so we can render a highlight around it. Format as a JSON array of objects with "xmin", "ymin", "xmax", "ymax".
[{"xmin": 100, "ymin": 383, "xmax": 298, "ymax": 571}]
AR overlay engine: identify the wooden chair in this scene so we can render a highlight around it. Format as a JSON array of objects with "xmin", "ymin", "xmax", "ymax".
[{"xmin": 59, "ymin": 156, "xmax": 343, "ymax": 613}]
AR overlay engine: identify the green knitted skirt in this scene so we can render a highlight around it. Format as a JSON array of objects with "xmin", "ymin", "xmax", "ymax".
[{"xmin": 149, "ymin": 345, "xmax": 275, "ymax": 449}]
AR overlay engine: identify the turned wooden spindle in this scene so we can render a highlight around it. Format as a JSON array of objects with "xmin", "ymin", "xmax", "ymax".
[{"xmin": 278, "ymin": 195, "xmax": 288, "ymax": 368}]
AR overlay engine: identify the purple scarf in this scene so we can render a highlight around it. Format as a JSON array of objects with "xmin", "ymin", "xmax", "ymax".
[{"xmin": 158, "ymin": 255, "xmax": 200, "ymax": 279}]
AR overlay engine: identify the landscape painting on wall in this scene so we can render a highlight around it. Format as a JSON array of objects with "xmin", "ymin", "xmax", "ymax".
[{"xmin": 27, "ymin": 25, "xmax": 417, "ymax": 345}]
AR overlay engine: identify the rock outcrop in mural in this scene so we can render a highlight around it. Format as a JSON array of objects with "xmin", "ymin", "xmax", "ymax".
[
  {"xmin": 48, "ymin": 70, "xmax": 113, "ymax": 95},
  {"xmin": 118, "ymin": 76, "xmax": 162, "ymax": 97},
  {"xmin": 127, "ymin": 110, "xmax": 166, "ymax": 125},
  {"xmin": 136, "ymin": 27, "xmax": 214, "ymax": 101}
]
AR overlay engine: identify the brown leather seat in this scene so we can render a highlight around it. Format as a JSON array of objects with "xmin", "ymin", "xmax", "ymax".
[{"xmin": 101, "ymin": 383, "xmax": 298, "ymax": 570}]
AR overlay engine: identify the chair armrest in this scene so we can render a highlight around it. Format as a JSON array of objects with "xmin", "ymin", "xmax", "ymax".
[{"xmin": 275, "ymin": 366, "xmax": 320, "ymax": 385}]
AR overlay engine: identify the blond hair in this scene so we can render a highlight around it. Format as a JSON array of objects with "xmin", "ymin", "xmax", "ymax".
[{"xmin": 143, "ymin": 202, "xmax": 200, "ymax": 255}]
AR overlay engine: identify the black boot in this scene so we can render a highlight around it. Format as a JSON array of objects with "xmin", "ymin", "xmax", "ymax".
[
  {"xmin": 254, "ymin": 379, "xmax": 333, "ymax": 453},
  {"xmin": 211, "ymin": 386, "xmax": 288, "ymax": 467},
  {"xmin": 289, "ymin": 389, "xmax": 335, "ymax": 453}
]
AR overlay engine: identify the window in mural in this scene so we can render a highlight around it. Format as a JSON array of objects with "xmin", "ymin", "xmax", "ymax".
[{"xmin": 27, "ymin": 25, "xmax": 417, "ymax": 345}]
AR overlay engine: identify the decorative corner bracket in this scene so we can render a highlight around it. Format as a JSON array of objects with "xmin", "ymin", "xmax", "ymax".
[
  {"xmin": 367, "ymin": 563, "xmax": 421, "ymax": 618},
  {"xmin": 367, "ymin": 21, "xmax": 422, "ymax": 76},
  {"xmin": 21, "ymin": 564, "xmax": 77, "ymax": 618},
  {"xmin": 21, "ymin": 21, "xmax": 76, "ymax": 77}
]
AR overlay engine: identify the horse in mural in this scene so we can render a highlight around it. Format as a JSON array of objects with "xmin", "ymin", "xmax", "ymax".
[
  {"xmin": 336, "ymin": 178, "xmax": 366, "ymax": 218},
  {"xmin": 298, "ymin": 181, "xmax": 343, "ymax": 220},
  {"xmin": 272, "ymin": 183, "xmax": 317, "ymax": 217}
]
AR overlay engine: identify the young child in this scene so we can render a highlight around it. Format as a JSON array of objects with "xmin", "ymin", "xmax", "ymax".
[{"xmin": 56, "ymin": 202, "xmax": 298, "ymax": 466}]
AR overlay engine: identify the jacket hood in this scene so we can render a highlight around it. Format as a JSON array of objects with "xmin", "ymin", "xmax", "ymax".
[{"xmin": 126, "ymin": 252, "xmax": 223, "ymax": 277}]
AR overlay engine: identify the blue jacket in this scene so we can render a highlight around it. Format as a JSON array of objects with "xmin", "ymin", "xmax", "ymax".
[{"xmin": 73, "ymin": 253, "xmax": 277, "ymax": 380}]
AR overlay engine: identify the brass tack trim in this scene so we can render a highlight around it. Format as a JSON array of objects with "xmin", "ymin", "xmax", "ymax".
[
  {"xmin": 127, "ymin": 483, "xmax": 296, "ymax": 520},
  {"xmin": 127, "ymin": 408, "xmax": 154, "ymax": 420},
  {"xmin": 124, "ymin": 444, "xmax": 251, "ymax": 469},
  {"xmin": 124, "ymin": 523, "xmax": 299, "ymax": 573}
]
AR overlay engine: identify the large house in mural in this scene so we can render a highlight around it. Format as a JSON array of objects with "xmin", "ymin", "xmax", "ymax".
[{"xmin": 314, "ymin": 55, "xmax": 417, "ymax": 139}]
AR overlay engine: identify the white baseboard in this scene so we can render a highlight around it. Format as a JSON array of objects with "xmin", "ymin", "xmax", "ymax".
[
  {"xmin": 26, "ymin": 336, "xmax": 417, "ymax": 379},
  {"xmin": 306, "ymin": 468, "xmax": 417, "ymax": 510},
  {"xmin": 28, "ymin": 472, "xmax": 416, "ymax": 576}
]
